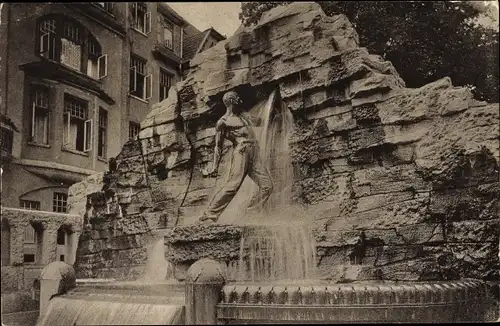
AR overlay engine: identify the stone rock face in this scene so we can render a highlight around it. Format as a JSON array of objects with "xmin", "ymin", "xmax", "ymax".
[{"xmin": 72, "ymin": 2, "xmax": 499, "ymax": 283}]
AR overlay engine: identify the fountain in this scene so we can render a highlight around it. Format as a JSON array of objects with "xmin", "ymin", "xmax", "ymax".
[{"xmin": 37, "ymin": 2, "xmax": 498, "ymax": 325}]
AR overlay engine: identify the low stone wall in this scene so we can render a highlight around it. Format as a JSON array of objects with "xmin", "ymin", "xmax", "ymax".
[
  {"xmin": 1, "ymin": 208, "xmax": 82, "ymax": 267},
  {"xmin": 1, "ymin": 208, "xmax": 81, "ymax": 311},
  {"xmin": 1, "ymin": 291, "xmax": 39, "ymax": 314},
  {"xmin": 1, "ymin": 310, "xmax": 40, "ymax": 326}
]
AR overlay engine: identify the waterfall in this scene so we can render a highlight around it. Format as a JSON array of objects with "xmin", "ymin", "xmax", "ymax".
[
  {"xmin": 259, "ymin": 93, "xmax": 295, "ymax": 210},
  {"xmin": 219, "ymin": 89, "xmax": 299, "ymax": 223},
  {"xmin": 140, "ymin": 233, "xmax": 171, "ymax": 282},
  {"xmin": 235, "ymin": 223, "xmax": 317, "ymax": 282},
  {"xmin": 219, "ymin": 88, "xmax": 317, "ymax": 281}
]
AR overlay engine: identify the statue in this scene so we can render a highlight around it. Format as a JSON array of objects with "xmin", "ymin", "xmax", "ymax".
[{"xmin": 198, "ymin": 91, "xmax": 273, "ymax": 224}]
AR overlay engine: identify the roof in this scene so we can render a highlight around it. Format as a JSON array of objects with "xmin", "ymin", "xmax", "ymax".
[
  {"xmin": 183, "ymin": 23, "xmax": 206, "ymax": 61},
  {"xmin": 182, "ymin": 26, "xmax": 226, "ymax": 62},
  {"xmin": 0, "ymin": 113, "xmax": 19, "ymax": 132},
  {"xmin": 207, "ymin": 28, "xmax": 226, "ymax": 42}
]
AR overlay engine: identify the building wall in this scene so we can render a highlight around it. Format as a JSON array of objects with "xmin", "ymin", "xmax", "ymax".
[
  {"xmin": 125, "ymin": 2, "xmax": 182, "ymax": 131},
  {"xmin": 0, "ymin": 3, "xmax": 185, "ymax": 210},
  {"xmin": 0, "ymin": 3, "xmax": 9, "ymax": 115}
]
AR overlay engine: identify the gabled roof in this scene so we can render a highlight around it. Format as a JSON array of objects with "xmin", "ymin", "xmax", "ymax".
[
  {"xmin": 183, "ymin": 23, "xmax": 206, "ymax": 61},
  {"xmin": 182, "ymin": 26, "xmax": 226, "ymax": 62}
]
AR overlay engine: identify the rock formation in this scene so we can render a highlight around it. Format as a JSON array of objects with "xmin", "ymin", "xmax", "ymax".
[{"xmin": 73, "ymin": 3, "xmax": 499, "ymax": 282}]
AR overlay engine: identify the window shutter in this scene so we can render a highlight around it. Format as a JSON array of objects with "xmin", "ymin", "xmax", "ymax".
[
  {"xmin": 42, "ymin": 111, "xmax": 48, "ymax": 145},
  {"xmin": 157, "ymin": 16, "xmax": 162, "ymax": 43},
  {"xmin": 98, "ymin": 54, "xmax": 107, "ymax": 79},
  {"xmin": 130, "ymin": 66, "xmax": 137, "ymax": 92},
  {"xmin": 130, "ymin": 3, "xmax": 137, "ymax": 28},
  {"xmin": 145, "ymin": 12, "xmax": 152, "ymax": 34},
  {"xmin": 145, "ymin": 73, "xmax": 152, "ymax": 100},
  {"xmin": 24, "ymin": 225, "xmax": 36, "ymax": 244},
  {"xmin": 84, "ymin": 119, "xmax": 93, "ymax": 152},
  {"xmin": 63, "ymin": 113, "xmax": 70, "ymax": 146},
  {"xmin": 40, "ymin": 32, "xmax": 49, "ymax": 55}
]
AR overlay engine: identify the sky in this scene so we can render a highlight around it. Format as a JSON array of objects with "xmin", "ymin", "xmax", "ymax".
[
  {"xmin": 167, "ymin": 2, "xmax": 242, "ymax": 37},
  {"xmin": 168, "ymin": 1, "xmax": 499, "ymax": 37}
]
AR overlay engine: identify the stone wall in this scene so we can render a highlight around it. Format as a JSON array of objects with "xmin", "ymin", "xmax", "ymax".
[
  {"xmin": 74, "ymin": 3, "xmax": 499, "ymax": 282},
  {"xmin": 1, "ymin": 208, "xmax": 81, "ymax": 314}
]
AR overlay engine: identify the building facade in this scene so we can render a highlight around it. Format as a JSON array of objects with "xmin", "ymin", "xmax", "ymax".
[
  {"xmin": 0, "ymin": 2, "xmax": 224, "ymax": 306},
  {"xmin": 0, "ymin": 2, "xmax": 223, "ymax": 212}
]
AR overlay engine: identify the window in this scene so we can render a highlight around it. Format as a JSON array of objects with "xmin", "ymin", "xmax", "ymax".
[
  {"xmin": 29, "ymin": 86, "xmax": 50, "ymax": 145},
  {"xmin": 57, "ymin": 228, "xmax": 66, "ymax": 245},
  {"xmin": 98, "ymin": 108, "xmax": 107, "ymax": 158},
  {"xmin": 159, "ymin": 69, "xmax": 172, "ymax": 101},
  {"xmin": 37, "ymin": 16, "xmax": 107, "ymax": 78},
  {"xmin": 130, "ymin": 2, "xmax": 151, "ymax": 34},
  {"xmin": 0, "ymin": 126, "xmax": 13, "ymax": 154},
  {"xmin": 63, "ymin": 95, "xmax": 92, "ymax": 152},
  {"xmin": 24, "ymin": 254, "xmax": 36, "ymax": 263},
  {"xmin": 129, "ymin": 122, "xmax": 140, "ymax": 140},
  {"xmin": 87, "ymin": 36, "xmax": 107, "ymax": 80},
  {"xmin": 24, "ymin": 225, "xmax": 36, "ymax": 244},
  {"xmin": 129, "ymin": 54, "xmax": 152, "ymax": 100},
  {"xmin": 53, "ymin": 192, "xmax": 68, "ymax": 213},
  {"xmin": 159, "ymin": 16, "xmax": 173, "ymax": 49},
  {"xmin": 60, "ymin": 255, "xmax": 65, "ymax": 262},
  {"xmin": 95, "ymin": 2, "xmax": 114, "ymax": 13},
  {"xmin": 20, "ymin": 200, "xmax": 41, "ymax": 211},
  {"xmin": 39, "ymin": 19, "xmax": 57, "ymax": 61}
]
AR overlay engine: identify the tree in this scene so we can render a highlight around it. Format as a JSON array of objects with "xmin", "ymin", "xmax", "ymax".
[{"xmin": 239, "ymin": 1, "xmax": 499, "ymax": 102}]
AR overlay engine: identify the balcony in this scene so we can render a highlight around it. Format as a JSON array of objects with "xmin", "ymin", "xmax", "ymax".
[{"xmin": 19, "ymin": 59, "xmax": 115, "ymax": 105}]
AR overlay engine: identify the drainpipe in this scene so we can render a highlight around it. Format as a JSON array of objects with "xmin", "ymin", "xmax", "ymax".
[
  {"xmin": 92, "ymin": 97, "xmax": 98, "ymax": 171},
  {"xmin": 2, "ymin": 4, "xmax": 10, "ymax": 116},
  {"xmin": 179, "ymin": 26, "xmax": 184, "ymax": 81}
]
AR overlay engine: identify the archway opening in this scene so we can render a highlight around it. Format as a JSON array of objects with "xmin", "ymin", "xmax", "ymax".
[
  {"xmin": 23, "ymin": 222, "xmax": 44, "ymax": 265},
  {"xmin": 56, "ymin": 225, "xmax": 75, "ymax": 264}
]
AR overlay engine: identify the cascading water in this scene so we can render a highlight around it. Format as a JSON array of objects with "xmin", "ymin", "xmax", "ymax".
[
  {"xmin": 37, "ymin": 232, "xmax": 180, "ymax": 326},
  {"xmin": 141, "ymin": 233, "xmax": 171, "ymax": 282},
  {"xmin": 220, "ymin": 89, "xmax": 317, "ymax": 282},
  {"xmin": 235, "ymin": 223, "xmax": 317, "ymax": 282},
  {"xmin": 37, "ymin": 283, "xmax": 185, "ymax": 326}
]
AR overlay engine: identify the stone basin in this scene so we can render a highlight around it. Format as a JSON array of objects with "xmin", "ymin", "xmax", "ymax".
[
  {"xmin": 217, "ymin": 279, "xmax": 496, "ymax": 324},
  {"xmin": 38, "ymin": 264, "xmax": 497, "ymax": 325}
]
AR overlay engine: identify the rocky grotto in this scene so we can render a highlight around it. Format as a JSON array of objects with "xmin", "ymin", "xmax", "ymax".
[{"xmin": 72, "ymin": 2, "xmax": 499, "ymax": 288}]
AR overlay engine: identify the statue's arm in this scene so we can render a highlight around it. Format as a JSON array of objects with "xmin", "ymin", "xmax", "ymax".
[{"xmin": 212, "ymin": 120, "xmax": 225, "ymax": 171}]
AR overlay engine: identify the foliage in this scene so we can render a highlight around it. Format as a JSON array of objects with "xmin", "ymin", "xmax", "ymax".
[{"xmin": 239, "ymin": 1, "xmax": 499, "ymax": 102}]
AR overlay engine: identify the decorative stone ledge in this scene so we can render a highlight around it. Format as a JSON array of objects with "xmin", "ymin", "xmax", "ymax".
[{"xmin": 164, "ymin": 224, "xmax": 244, "ymax": 264}]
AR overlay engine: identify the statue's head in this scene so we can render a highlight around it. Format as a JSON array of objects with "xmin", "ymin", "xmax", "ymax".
[{"xmin": 222, "ymin": 91, "xmax": 242, "ymax": 113}]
